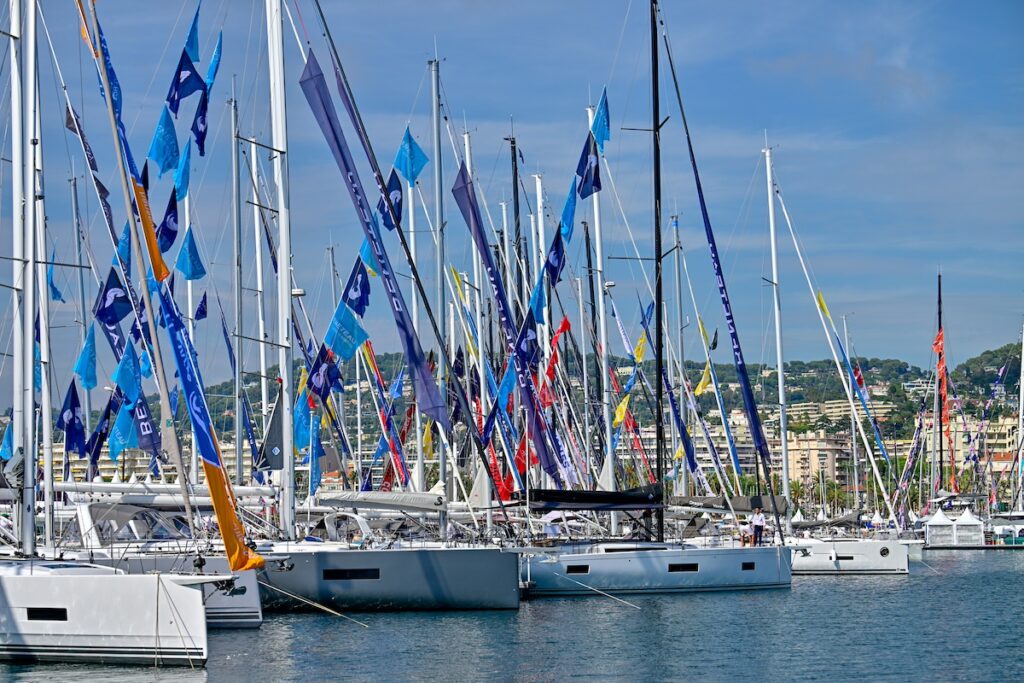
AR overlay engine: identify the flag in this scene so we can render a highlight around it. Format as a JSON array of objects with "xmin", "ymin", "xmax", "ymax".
[
  {"xmin": 816, "ymin": 290, "xmax": 832, "ymax": 323},
  {"xmin": 195, "ymin": 291, "xmax": 208, "ymax": 320},
  {"xmin": 205, "ymin": 31, "xmax": 223, "ymax": 91},
  {"xmin": 309, "ymin": 413, "xmax": 323, "ymax": 497},
  {"xmin": 175, "ymin": 139, "xmax": 192, "ymax": 201},
  {"xmin": 93, "ymin": 267, "xmax": 132, "ymax": 326},
  {"xmin": 394, "ymin": 126, "xmax": 428, "ymax": 183},
  {"xmin": 358, "ymin": 238, "xmax": 380, "ymax": 276},
  {"xmin": 57, "ymin": 380, "xmax": 88, "ymax": 458},
  {"xmin": 114, "ymin": 221, "xmax": 132, "ymax": 272},
  {"xmin": 112, "ymin": 343, "xmax": 143, "ymax": 405},
  {"xmin": 575, "ymin": 131, "xmax": 601, "ymax": 199},
  {"xmin": 166, "ymin": 49, "xmax": 206, "ymax": 116},
  {"xmin": 324, "ymin": 299, "xmax": 369, "ymax": 361},
  {"xmin": 175, "ymin": 226, "xmax": 206, "ymax": 280},
  {"xmin": 306, "ymin": 344, "xmax": 342, "ymax": 403},
  {"xmin": 854, "ymin": 363, "xmax": 866, "ymax": 390},
  {"xmin": 559, "ymin": 176, "xmax": 578, "ymax": 242},
  {"xmin": 108, "ymin": 400, "xmax": 138, "ymax": 462},
  {"xmin": 376, "ymin": 168, "xmax": 403, "ymax": 231},
  {"xmin": 591, "ymin": 88, "xmax": 611, "ymax": 154},
  {"xmin": 140, "ymin": 349, "xmax": 153, "ymax": 379},
  {"xmin": 694, "ymin": 360, "xmax": 713, "ymax": 396},
  {"xmin": 147, "ymin": 105, "xmax": 179, "ymax": 177},
  {"xmin": 710, "ymin": 329, "xmax": 718, "ymax": 351},
  {"xmin": 184, "ymin": 5, "xmax": 200, "ymax": 62},
  {"xmin": 633, "ymin": 333, "xmax": 647, "ymax": 364},
  {"xmin": 191, "ymin": 89, "xmax": 210, "ymax": 156},
  {"xmin": 294, "ymin": 386, "xmax": 312, "ymax": 454},
  {"xmin": 47, "ymin": 249, "xmax": 66, "ymax": 302},
  {"xmin": 74, "ymin": 324, "xmax": 98, "ymax": 390},
  {"xmin": 157, "ymin": 190, "xmax": 179, "ymax": 253},
  {"xmin": 342, "ymin": 258, "xmax": 371, "ymax": 317},
  {"xmin": 613, "ymin": 395, "xmax": 631, "ymax": 428},
  {"xmin": 544, "ymin": 233, "xmax": 566, "ymax": 284},
  {"xmin": 0, "ymin": 424, "xmax": 12, "ymax": 461}
]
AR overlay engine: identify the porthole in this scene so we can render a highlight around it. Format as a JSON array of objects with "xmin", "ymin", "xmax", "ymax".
[{"xmin": 880, "ymin": 547, "xmax": 890, "ymax": 557}]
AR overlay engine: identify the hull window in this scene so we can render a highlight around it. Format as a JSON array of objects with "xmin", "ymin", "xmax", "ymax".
[
  {"xmin": 27, "ymin": 608, "xmax": 68, "ymax": 621},
  {"xmin": 323, "ymin": 568, "xmax": 380, "ymax": 581},
  {"xmin": 741, "ymin": 562, "xmax": 756, "ymax": 571},
  {"xmin": 565, "ymin": 565, "xmax": 590, "ymax": 575},
  {"xmin": 668, "ymin": 563, "xmax": 698, "ymax": 573},
  {"xmin": 835, "ymin": 555, "xmax": 855, "ymax": 561}
]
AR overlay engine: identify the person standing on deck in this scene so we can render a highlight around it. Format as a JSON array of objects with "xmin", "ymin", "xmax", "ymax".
[{"xmin": 751, "ymin": 507, "xmax": 766, "ymax": 546}]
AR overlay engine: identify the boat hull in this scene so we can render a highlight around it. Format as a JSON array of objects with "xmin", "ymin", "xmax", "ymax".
[
  {"xmin": 522, "ymin": 544, "xmax": 792, "ymax": 597},
  {"xmin": 0, "ymin": 573, "xmax": 207, "ymax": 666},
  {"xmin": 790, "ymin": 538, "xmax": 909, "ymax": 574},
  {"xmin": 259, "ymin": 544, "xmax": 521, "ymax": 611}
]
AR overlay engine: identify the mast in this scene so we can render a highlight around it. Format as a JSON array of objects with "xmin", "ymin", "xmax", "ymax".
[
  {"xmin": 249, "ymin": 139, "xmax": 270, "ymax": 433},
  {"xmin": 932, "ymin": 273, "xmax": 942, "ymax": 499},
  {"xmin": 651, "ymin": 0, "xmax": 665, "ymax": 542},
  {"xmin": 409, "ymin": 138, "xmax": 424, "ymax": 493},
  {"xmin": 1017, "ymin": 322, "xmax": 1024, "ymax": 512},
  {"xmin": 230, "ymin": 81, "xmax": 244, "ymax": 485},
  {"xmin": 429, "ymin": 57, "xmax": 448, "ymax": 532},
  {"xmin": 508, "ymin": 135, "xmax": 523, "ymax": 318},
  {"xmin": 672, "ymin": 216, "xmax": 687, "ymax": 494},
  {"xmin": 265, "ymin": 0, "xmax": 295, "ymax": 539},
  {"xmin": 843, "ymin": 315, "xmax": 860, "ymax": 510},
  {"xmin": 764, "ymin": 145, "xmax": 790, "ymax": 533},
  {"xmin": 70, "ymin": 176, "xmax": 92, "ymax": 432}
]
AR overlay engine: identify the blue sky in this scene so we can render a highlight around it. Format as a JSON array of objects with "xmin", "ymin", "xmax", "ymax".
[{"xmin": 3, "ymin": 0, "xmax": 1023, "ymax": 402}]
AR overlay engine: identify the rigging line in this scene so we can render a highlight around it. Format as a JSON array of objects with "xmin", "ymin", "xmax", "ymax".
[
  {"xmin": 606, "ymin": 0, "xmax": 634, "ymax": 91},
  {"xmin": 124, "ymin": 0, "xmax": 189, "ymax": 140}
]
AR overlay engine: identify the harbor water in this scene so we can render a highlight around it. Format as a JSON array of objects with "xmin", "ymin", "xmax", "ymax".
[{"xmin": 2, "ymin": 550, "xmax": 1020, "ymax": 682}]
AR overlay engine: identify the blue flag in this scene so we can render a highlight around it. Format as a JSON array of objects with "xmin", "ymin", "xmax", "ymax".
[
  {"xmin": 309, "ymin": 414, "xmax": 323, "ymax": 497},
  {"xmin": 57, "ymin": 380, "xmax": 88, "ymax": 458},
  {"xmin": 166, "ymin": 49, "xmax": 206, "ymax": 116},
  {"xmin": 544, "ymin": 233, "xmax": 566, "ymax": 285},
  {"xmin": 175, "ymin": 226, "xmax": 206, "ymax": 280},
  {"xmin": 205, "ymin": 31, "xmax": 223, "ymax": 91},
  {"xmin": 559, "ymin": 176, "xmax": 578, "ymax": 242},
  {"xmin": 112, "ymin": 342, "xmax": 142, "ymax": 405},
  {"xmin": 358, "ymin": 238, "xmax": 380, "ymax": 276},
  {"xmin": 192, "ymin": 89, "xmax": 209, "ymax": 156},
  {"xmin": 114, "ymin": 221, "xmax": 131, "ymax": 273},
  {"xmin": 394, "ymin": 126, "xmax": 428, "ymax": 183},
  {"xmin": 591, "ymin": 88, "xmax": 610, "ymax": 154},
  {"xmin": 0, "ymin": 423, "xmax": 12, "ymax": 461},
  {"xmin": 85, "ymin": 393, "xmax": 119, "ymax": 476},
  {"xmin": 47, "ymin": 248, "xmax": 66, "ymax": 303},
  {"xmin": 108, "ymin": 400, "xmax": 138, "ymax": 462},
  {"xmin": 140, "ymin": 349, "xmax": 154, "ymax": 379},
  {"xmin": 175, "ymin": 139, "xmax": 192, "ymax": 201},
  {"xmin": 157, "ymin": 190, "xmax": 179, "ymax": 253},
  {"xmin": 377, "ymin": 169, "xmax": 403, "ymax": 231},
  {"xmin": 307, "ymin": 344, "xmax": 343, "ymax": 402},
  {"xmin": 294, "ymin": 389, "xmax": 312, "ymax": 454},
  {"xmin": 147, "ymin": 106, "xmax": 180, "ymax": 177},
  {"xmin": 342, "ymin": 258, "xmax": 371, "ymax": 317},
  {"xmin": 74, "ymin": 324, "xmax": 98, "ymax": 390},
  {"xmin": 325, "ymin": 299, "xmax": 368, "ymax": 361},
  {"xmin": 184, "ymin": 5, "xmax": 200, "ymax": 63},
  {"xmin": 195, "ymin": 291, "xmax": 208, "ymax": 320},
  {"xmin": 576, "ymin": 131, "xmax": 602, "ymax": 199},
  {"xmin": 93, "ymin": 268, "xmax": 132, "ymax": 326}
]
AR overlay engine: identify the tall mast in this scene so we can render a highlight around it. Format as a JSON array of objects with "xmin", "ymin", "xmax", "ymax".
[
  {"xmin": 508, "ymin": 135, "xmax": 523, "ymax": 318},
  {"xmin": 843, "ymin": 315, "xmax": 860, "ymax": 509},
  {"xmin": 671, "ymin": 216, "xmax": 687, "ymax": 494},
  {"xmin": 230, "ymin": 80, "xmax": 244, "ymax": 485},
  {"xmin": 932, "ymin": 273, "xmax": 942, "ymax": 499},
  {"xmin": 764, "ymin": 145, "xmax": 790, "ymax": 533},
  {"xmin": 429, "ymin": 57, "xmax": 447, "ymax": 532},
  {"xmin": 265, "ymin": 0, "xmax": 295, "ymax": 538},
  {"xmin": 651, "ymin": 0, "xmax": 665, "ymax": 542},
  {"xmin": 249, "ymin": 139, "xmax": 270, "ymax": 433},
  {"xmin": 409, "ymin": 137, "xmax": 424, "ymax": 493},
  {"xmin": 1017, "ymin": 322, "xmax": 1024, "ymax": 512}
]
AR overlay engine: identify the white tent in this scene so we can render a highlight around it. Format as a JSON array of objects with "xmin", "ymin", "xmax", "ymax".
[
  {"xmin": 925, "ymin": 508, "xmax": 954, "ymax": 546},
  {"xmin": 871, "ymin": 510, "xmax": 884, "ymax": 527},
  {"xmin": 791, "ymin": 509, "xmax": 804, "ymax": 523},
  {"xmin": 953, "ymin": 509, "xmax": 984, "ymax": 546}
]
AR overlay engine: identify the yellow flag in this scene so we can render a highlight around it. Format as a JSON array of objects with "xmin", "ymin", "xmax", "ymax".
[
  {"xmin": 673, "ymin": 444, "xmax": 684, "ymax": 461},
  {"xmin": 816, "ymin": 290, "xmax": 833, "ymax": 323},
  {"xmin": 694, "ymin": 360, "xmax": 713, "ymax": 396},
  {"xmin": 697, "ymin": 317, "xmax": 710, "ymax": 346},
  {"xmin": 451, "ymin": 267, "xmax": 467, "ymax": 305},
  {"xmin": 613, "ymin": 395, "xmax": 631, "ymax": 428},
  {"xmin": 633, "ymin": 334, "xmax": 647, "ymax": 363},
  {"xmin": 422, "ymin": 419, "xmax": 434, "ymax": 455}
]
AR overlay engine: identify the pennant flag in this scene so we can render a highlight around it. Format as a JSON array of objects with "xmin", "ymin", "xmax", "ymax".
[
  {"xmin": 175, "ymin": 226, "xmax": 206, "ymax": 280},
  {"xmin": 33, "ymin": 317, "xmax": 41, "ymax": 392},
  {"xmin": 294, "ymin": 386, "xmax": 312, "ymax": 454},
  {"xmin": 57, "ymin": 380, "xmax": 88, "ymax": 458},
  {"xmin": 114, "ymin": 221, "xmax": 132, "ymax": 272},
  {"xmin": 166, "ymin": 49, "xmax": 206, "ymax": 116},
  {"xmin": 613, "ymin": 394, "xmax": 631, "ymax": 428},
  {"xmin": 306, "ymin": 344, "xmax": 342, "ymax": 403},
  {"xmin": 175, "ymin": 139, "xmax": 192, "ymax": 201},
  {"xmin": 816, "ymin": 290, "xmax": 832, "ymax": 323},
  {"xmin": 93, "ymin": 268, "xmax": 132, "ymax": 326},
  {"xmin": 710, "ymin": 328, "xmax": 719, "ymax": 351},
  {"xmin": 633, "ymin": 333, "xmax": 647, "ymax": 363},
  {"xmin": 47, "ymin": 249, "xmax": 66, "ymax": 302},
  {"xmin": 195, "ymin": 291, "xmax": 208, "ymax": 320},
  {"xmin": 309, "ymin": 413, "xmax": 323, "ymax": 497},
  {"xmin": 0, "ymin": 423, "xmax": 11, "ymax": 461},
  {"xmin": 559, "ymin": 176, "xmax": 578, "ymax": 242},
  {"xmin": 575, "ymin": 131, "xmax": 602, "ymax": 199},
  {"xmin": 192, "ymin": 89, "xmax": 210, "ymax": 156},
  {"xmin": 108, "ymin": 400, "xmax": 138, "ymax": 462},
  {"xmin": 184, "ymin": 5, "xmax": 200, "ymax": 62},
  {"xmin": 112, "ymin": 343, "xmax": 143, "ymax": 405},
  {"xmin": 147, "ymin": 105, "xmax": 180, "ymax": 177},
  {"xmin": 544, "ymin": 233, "xmax": 566, "ymax": 284},
  {"xmin": 74, "ymin": 324, "xmax": 98, "ymax": 390},
  {"xmin": 140, "ymin": 348, "xmax": 153, "ymax": 379},
  {"xmin": 156, "ymin": 190, "xmax": 179, "ymax": 253},
  {"xmin": 141, "ymin": 160, "xmax": 150, "ymax": 192},
  {"xmin": 694, "ymin": 360, "xmax": 713, "ymax": 396},
  {"xmin": 324, "ymin": 298, "xmax": 369, "ymax": 361},
  {"xmin": 205, "ymin": 31, "xmax": 222, "ymax": 92},
  {"xmin": 591, "ymin": 88, "xmax": 611, "ymax": 154},
  {"xmin": 342, "ymin": 258, "xmax": 371, "ymax": 317},
  {"xmin": 377, "ymin": 168, "xmax": 403, "ymax": 230},
  {"xmin": 358, "ymin": 238, "xmax": 379, "ymax": 277},
  {"xmin": 394, "ymin": 126, "xmax": 428, "ymax": 183}
]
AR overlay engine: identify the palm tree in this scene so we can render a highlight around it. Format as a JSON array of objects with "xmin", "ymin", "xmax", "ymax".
[{"xmin": 789, "ymin": 479, "xmax": 806, "ymax": 510}]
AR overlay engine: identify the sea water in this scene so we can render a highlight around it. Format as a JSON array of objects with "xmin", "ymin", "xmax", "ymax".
[{"xmin": 3, "ymin": 550, "xmax": 1021, "ymax": 682}]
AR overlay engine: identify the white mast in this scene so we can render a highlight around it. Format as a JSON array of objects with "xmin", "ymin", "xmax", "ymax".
[
  {"xmin": 266, "ymin": 0, "xmax": 295, "ymax": 538},
  {"xmin": 1017, "ymin": 323, "xmax": 1023, "ymax": 511},
  {"xmin": 588, "ymin": 106, "xmax": 615, "ymax": 525},
  {"xmin": 231, "ymin": 82, "xmax": 244, "ymax": 485},
  {"xmin": 764, "ymin": 145, "xmax": 790, "ymax": 534},
  {"xmin": 534, "ymin": 174, "xmax": 550, "ymax": 365},
  {"xmin": 429, "ymin": 57, "xmax": 449, "ymax": 534},
  {"xmin": 184, "ymin": 189, "xmax": 197, "ymax": 481},
  {"xmin": 672, "ymin": 217, "xmax": 687, "ymax": 494},
  {"xmin": 408, "ymin": 142, "xmax": 424, "ymax": 492},
  {"xmin": 843, "ymin": 315, "xmax": 860, "ymax": 510},
  {"xmin": 249, "ymin": 139, "xmax": 270, "ymax": 433}
]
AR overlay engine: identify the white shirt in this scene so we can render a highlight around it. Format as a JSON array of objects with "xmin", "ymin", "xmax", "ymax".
[{"xmin": 751, "ymin": 512, "xmax": 766, "ymax": 527}]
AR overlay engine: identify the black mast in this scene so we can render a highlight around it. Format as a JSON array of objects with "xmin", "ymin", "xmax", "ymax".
[
  {"xmin": 508, "ymin": 134, "xmax": 524, "ymax": 324},
  {"xmin": 651, "ymin": 0, "xmax": 666, "ymax": 542},
  {"xmin": 938, "ymin": 272, "xmax": 943, "ymax": 491}
]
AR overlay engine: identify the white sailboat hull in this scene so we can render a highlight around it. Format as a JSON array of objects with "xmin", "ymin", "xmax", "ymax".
[
  {"xmin": 0, "ymin": 563, "xmax": 209, "ymax": 666},
  {"xmin": 522, "ymin": 543, "xmax": 792, "ymax": 596},
  {"xmin": 789, "ymin": 538, "xmax": 909, "ymax": 574}
]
